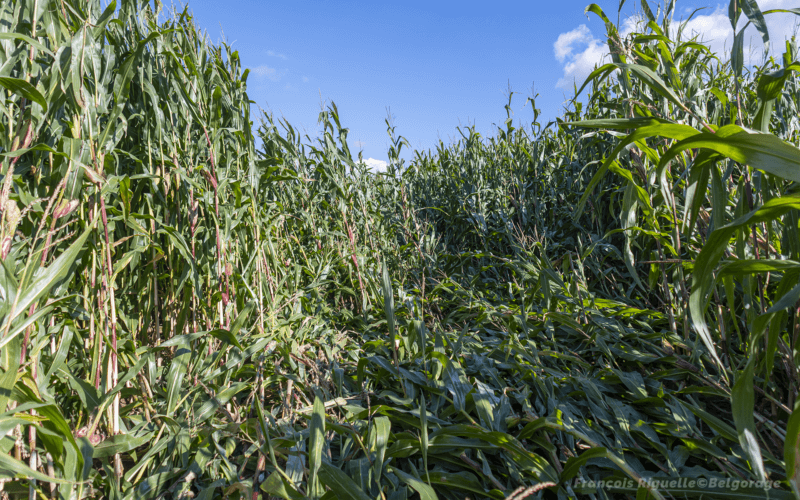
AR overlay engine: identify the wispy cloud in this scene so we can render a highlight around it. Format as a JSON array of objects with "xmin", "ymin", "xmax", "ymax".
[
  {"xmin": 252, "ymin": 65, "xmax": 286, "ymax": 82},
  {"xmin": 266, "ymin": 50, "xmax": 287, "ymax": 60},
  {"xmin": 302, "ymin": 76, "xmax": 309, "ymax": 83}
]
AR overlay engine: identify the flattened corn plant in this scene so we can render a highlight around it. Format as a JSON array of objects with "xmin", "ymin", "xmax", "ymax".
[{"xmin": 0, "ymin": 0, "xmax": 799, "ymax": 499}]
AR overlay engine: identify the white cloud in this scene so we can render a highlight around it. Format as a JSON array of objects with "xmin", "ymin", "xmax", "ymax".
[
  {"xmin": 676, "ymin": 6, "xmax": 731, "ymax": 55},
  {"xmin": 554, "ymin": 25, "xmax": 610, "ymax": 90},
  {"xmin": 252, "ymin": 65, "xmax": 285, "ymax": 82},
  {"xmin": 266, "ymin": 50, "xmax": 287, "ymax": 60},
  {"xmin": 554, "ymin": 25, "xmax": 593, "ymax": 62},
  {"xmin": 675, "ymin": 1, "xmax": 799, "ymax": 63},
  {"xmin": 553, "ymin": 4, "xmax": 800, "ymax": 92},
  {"xmin": 360, "ymin": 158, "xmax": 388, "ymax": 172},
  {"xmin": 620, "ymin": 16, "xmax": 644, "ymax": 37}
]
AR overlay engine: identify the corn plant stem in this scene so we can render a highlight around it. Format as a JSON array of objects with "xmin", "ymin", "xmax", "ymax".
[{"xmin": 98, "ymin": 195, "xmax": 122, "ymax": 479}]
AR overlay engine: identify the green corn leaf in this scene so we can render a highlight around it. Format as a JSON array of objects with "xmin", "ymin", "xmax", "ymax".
[
  {"xmin": 381, "ymin": 261, "xmax": 398, "ymax": 365},
  {"xmin": 228, "ymin": 300, "xmax": 254, "ymax": 338},
  {"xmin": 389, "ymin": 467, "xmax": 439, "ymax": 500},
  {"xmin": 317, "ymin": 462, "xmax": 373, "ymax": 500},
  {"xmin": 0, "ymin": 449, "xmax": 71, "ymax": 484},
  {"xmin": 135, "ymin": 471, "xmax": 179, "ymax": 500},
  {"xmin": 585, "ymin": 4, "xmax": 612, "ymax": 24},
  {"xmin": 571, "ymin": 121, "xmax": 698, "ymax": 219},
  {"xmin": 691, "ymin": 193, "xmax": 800, "ymax": 373},
  {"xmin": 640, "ymin": 0, "xmax": 656, "ymax": 22},
  {"xmin": 62, "ymin": 368, "xmax": 101, "ymax": 414},
  {"xmin": 196, "ymin": 383, "xmax": 249, "ymax": 423},
  {"xmin": 718, "ymin": 259, "xmax": 800, "ymax": 277},
  {"xmin": 443, "ymin": 360, "xmax": 471, "ymax": 413},
  {"xmin": 766, "ymin": 282, "xmax": 800, "ymax": 314},
  {"xmin": 427, "ymin": 471, "xmax": 504, "ymax": 499},
  {"xmin": 732, "ymin": 29, "xmax": 745, "ymax": 79},
  {"xmin": 0, "ymin": 76, "xmax": 47, "ymax": 110},
  {"xmin": 786, "ymin": 406, "xmax": 800, "ymax": 498},
  {"xmin": 683, "ymin": 151, "xmax": 719, "ymax": 235},
  {"xmin": 561, "ymin": 447, "xmax": 609, "ymax": 481},
  {"xmin": 165, "ymin": 337, "xmax": 191, "ymax": 416},
  {"xmin": 308, "ymin": 396, "xmax": 325, "ymax": 499},
  {"xmin": 93, "ymin": 432, "xmax": 153, "ymax": 459},
  {"xmin": 2, "ymin": 214, "xmax": 97, "ymax": 333},
  {"xmin": 753, "ymin": 62, "xmax": 800, "ymax": 131},
  {"xmin": 373, "ymin": 416, "xmax": 391, "ymax": 487},
  {"xmin": 731, "ymin": 359, "xmax": 766, "ymax": 481},
  {"xmin": 0, "ymin": 334, "xmax": 20, "ymax": 413},
  {"xmin": 92, "ymin": 0, "xmax": 117, "ymax": 40},
  {"xmin": 659, "ymin": 125, "xmax": 800, "ymax": 185},
  {"xmin": 0, "ymin": 33, "xmax": 53, "ymax": 57},
  {"xmin": 0, "ymin": 299, "xmax": 63, "ymax": 351},
  {"xmin": 261, "ymin": 471, "xmax": 305, "ymax": 500},
  {"xmin": 209, "ymin": 329, "xmax": 245, "ymax": 350},
  {"xmin": 729, "ymin": 0, "xmax": 742, "ymax": 30},
  {"xmin": 575, "ymin": 63, "xmax": 686, "ymax": 113},
  {"xmin": 419, "ymin": 393, "xmax": 429, "ymax": 485},
  {"xmin": 740, "ymin": 0, "xmax": 770, "ymax": 54}
]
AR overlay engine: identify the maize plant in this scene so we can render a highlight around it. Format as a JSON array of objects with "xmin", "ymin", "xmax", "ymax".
[{"xmin": 0, "ymin": 0, "xmax": 799, "ymax": 499}]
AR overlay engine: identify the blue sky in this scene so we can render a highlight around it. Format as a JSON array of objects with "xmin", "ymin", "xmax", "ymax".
[{"xmin": 183, "ymin": 0, "xmax": 799, "ymax": 166}]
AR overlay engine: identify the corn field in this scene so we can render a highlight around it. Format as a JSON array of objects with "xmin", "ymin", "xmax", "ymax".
[{"xmin": 0, "ymin": 0, "xmax": 799, "ymax": 498}]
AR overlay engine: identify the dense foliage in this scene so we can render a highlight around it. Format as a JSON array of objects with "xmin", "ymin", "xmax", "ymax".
[{"xmin": 0, "ymin": 0, "xmax": 799, "ymax": 499}]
